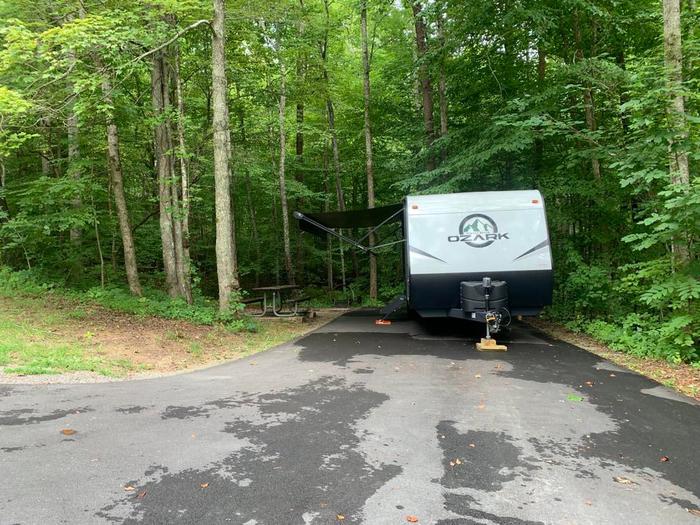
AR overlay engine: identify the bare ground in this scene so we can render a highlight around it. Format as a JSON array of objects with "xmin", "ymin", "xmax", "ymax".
[{"xmin": 0, "ymin": 294, "xmax": 344, "ymax": 384}]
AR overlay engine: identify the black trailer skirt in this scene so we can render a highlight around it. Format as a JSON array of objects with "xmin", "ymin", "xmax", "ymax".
[{"xmin": 409, "ymin": 270, "xmax": 553, "ymax": 317}]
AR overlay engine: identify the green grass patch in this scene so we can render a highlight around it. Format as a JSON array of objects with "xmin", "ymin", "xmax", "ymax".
[
  {"xmin": 0, "ymin": 313, "xmax": 132, "ymax": 376},
  {"xmin": 187, "ymin": 342, "xmax": 204, "ymax": 358}
]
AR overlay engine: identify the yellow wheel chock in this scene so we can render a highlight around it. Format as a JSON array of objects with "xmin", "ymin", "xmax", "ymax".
[{"xmin": 475, "ymin": 337, "xmax": 508, "ymax": 352}]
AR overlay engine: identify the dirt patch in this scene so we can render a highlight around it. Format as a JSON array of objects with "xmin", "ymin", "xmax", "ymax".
[
  {"xmin": 0, "ymin": 295, "xmax": 344, "ymax": 383},
  {"xmin": 528, "ymin": 318, "xmax": 700, "ymax": 402}
]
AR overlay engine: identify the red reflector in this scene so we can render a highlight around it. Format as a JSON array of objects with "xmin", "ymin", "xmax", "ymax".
[{"xmin": 531, "ymin": 199, "xmax": 539, "ymax": 204}]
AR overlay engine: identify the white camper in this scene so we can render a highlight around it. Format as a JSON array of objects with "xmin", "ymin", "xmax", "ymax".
[
  {"xmin": 295, "ymin": 189, "xmax": 553, "ymax": 329},
  {"xmin": 404, "ymin": 190, "xmax": 552, "ymax": 319}
]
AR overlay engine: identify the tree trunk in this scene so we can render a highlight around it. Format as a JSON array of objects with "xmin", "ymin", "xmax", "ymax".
[
  {"xmin": 573, "ymin": 11, "xmax": 601, "ymax": 180},
  {"xmin": 237, "ymin": 105, "xmax": 261, "ymax": 287},
  {"xmin": 321, "ymin": 0, "xmax": 346, "ymax": 212},
  {"xmin": 294, "ymin": 20, "xmax": 306, "ymax": 284},
  {"xmin": 323, "ymin": 137, "xmax": 333, "ymax": 291},
  {"xmin": 169, "ymin": 50, "xmax": 192, "ymax": 303},
  {"xmin": 663, "ymin": 0, "xmax": 690, "ymax": 262},
  {"xmin": 326, "ymin": 98, "xmax": 347, "ymax": 292},
  {"xmin": 437, "ymin": 6, "xmax": 448, "ymax": 140},
  {"xmin": 174, "ymin": 48, "xmax": 193, "ymax": 303},
  {"xmin": 533, "ymin": 44, "xmax": 546, "ymax": 184},
  {"xmin": 151, "ymin": 51, "xmax": 181, "ymax": 298},
  {"xmin": 40, "ymin": 117, "xmax": 52, "ymax": 177},
  {"xmin": 0, "ymin": 161, "xmax": 7, "ymax": 224},
  {"xmin": 66, "ymin": 42, "xmax": 82, "ymax": 248},
  {"xmin": 212, "ymin": 0, "xmax": 240, "ymax": 311},
  {"xmin": 67, "ymin": 99, "xmax": 82, "ymax": 242},
  {"xmin": 615, "ymin": 51, "xmax": 631, "ymax": 136},
  {"xmin": 411, "ymin": 0, "xmax": 436, "ymax": 171},
  {"xmin": 278, "ymin": 61, "xmax": 295, "ymax": 284},
  {"xmin": 662, "ymin": 0, "xmax": 690, "ymax": 185},
  {"xmin": 361, "ymin": 0, "xmax": 377, "ymax": 301},
  {"xmin": 326, "ymin": 101, "xmax": 345, "ymax": 212},
  {"xmin": 101, "ymin": 73, "xmax": 142, "ymax": 296}
]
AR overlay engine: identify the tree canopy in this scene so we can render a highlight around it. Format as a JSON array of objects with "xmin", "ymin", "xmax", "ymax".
[{"xmin": 0, "ymin": 0, "xmax": 697, "ymax": 361}]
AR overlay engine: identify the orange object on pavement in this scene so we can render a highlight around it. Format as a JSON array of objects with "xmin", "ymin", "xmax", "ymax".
[{"xmin": 375, "ymin": 319, "xmax": 392, "ymax": 325}]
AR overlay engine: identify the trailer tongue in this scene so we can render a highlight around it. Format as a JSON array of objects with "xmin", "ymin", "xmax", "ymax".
[{"xmin": 294, "ymin": 190, "xmax": 553, "ymax": 349}]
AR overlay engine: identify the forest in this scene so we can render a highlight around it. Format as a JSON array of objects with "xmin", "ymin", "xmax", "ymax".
[{"xmin": 0, "ymin": 0, "xmax": 698, "ymax": 362}]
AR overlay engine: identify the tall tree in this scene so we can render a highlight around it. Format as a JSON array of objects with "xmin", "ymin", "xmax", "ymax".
[
  {"xmin": 411, "ymin": 0, "xmax": 435, "ymax": 171},
  {"xmin": 278, "ymin": 58, "xmax": 294, "ymax": 284},
  {"xmin": 662, "ymin": 0, "xmax": 690, "ymax": 185},
  {"xmin": 151, "ymin": 49, "xmax": 181, "ymax": 298},
  {"xmin": 173, "ymin": 48, "xmax": 192, "ymax": 301},
  {"xmin": 321, "ymin": 0, "xmax": 346, "ymax": 290},
  {"xmin": 436, "ymin": 3, "xmax": 448, "ymax": 141},
  {"xmin": 100, "ymin": 71, "xmax": 142, "ymax": 296},
  {"xmin": 573, "ymin": 10, "xmax": 601, "ymax": 180},
  {"xmin": 67, "ymin": 11, "xmax": 82, "ymax": 250},
  {"xmin": 212, "ymin": 0, "xmax": 240, "ymax": 311},
  {"xmin": 361, "ymin": 0, "xmax": 377, "ymax": 301}
]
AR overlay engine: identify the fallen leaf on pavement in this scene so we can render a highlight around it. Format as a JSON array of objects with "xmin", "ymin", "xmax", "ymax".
[
  {"xmin": 613, "ymin": 476, "xmax": 636, "ymax": 485},
  {"xmin": 477, "ymin": 403, "xmax": 486, "ymax": 410},
  {"xmin": 585, "ymin": 381, "xmax": 593, "ymax": 386},
  {"xmin": 336, "ymin": 514, "xmax": 345, "ymax": 521},
  {"xmin": 468, "ymin": 443, "xmax": 476, "ymax": 448},
  {"xmin": 455, "ymin": 458, "xmax": 462, "ymax": 465},
  {"xmin": 609, "ymin": 373, "xmax": 616, "ymax": 377},
  {"xmin": 136, "ymin": 490, "xmax": 147, "ymax": 499},
  {"xmin": 406, "ymin": 516, "xmax": 419, "ymax": 523},
  {"xmin": 60, "ymin": 429, "xmax": 77, "ymax": 435},
  {"xmin": 200, "ymin": 482, "xmax": 209, "ymax": 488},
  {"xmin": 584, "ymin": 500, "xmax": 592, "ymax": 506},
  {"xmin": 660, "ymin": 456, "xmax": 670, "ymax": 462},
  {"xmin": 123, "ymin": 485, "xmax": 135, "ymax": 492},
  {"xmin": 475, "ymin": 374, "xmax": 481, "ymax": 379},
  {"xmin": 687, "ymin": 508, "xmax": 700, "ymax": 517}
]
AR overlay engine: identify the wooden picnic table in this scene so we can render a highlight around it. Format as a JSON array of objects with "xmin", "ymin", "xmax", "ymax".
[{"xmin": 250, "ymin": 284, "xmax": 307, "ymax": 317}]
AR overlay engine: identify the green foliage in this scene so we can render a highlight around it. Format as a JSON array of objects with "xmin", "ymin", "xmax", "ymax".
[
  {"xmin": 0, "ymin": 0, "xmax": 698, "ymax": 365},
  {"xmin": 0, "ymin": 266, "xmax": 253, "ymax": 331},
  {"xmin": 82, "ymin": 286, "xmax": 251, "ymax": 329}
]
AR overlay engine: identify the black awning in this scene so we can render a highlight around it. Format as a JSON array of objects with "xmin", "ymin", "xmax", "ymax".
[{"xmin": 295, "ymin": 203, "xmax": 403, "ymax": 237}]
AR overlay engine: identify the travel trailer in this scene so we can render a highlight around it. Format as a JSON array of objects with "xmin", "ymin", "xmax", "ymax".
[{"xmin": 295, "ymin": 190, "xmax": 553, "ymax": 338}]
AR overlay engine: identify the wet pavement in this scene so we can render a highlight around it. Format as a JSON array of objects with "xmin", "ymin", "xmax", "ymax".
[{"xmin": 1, "ymin": 312, "xmax": 699, "ymax": 524}]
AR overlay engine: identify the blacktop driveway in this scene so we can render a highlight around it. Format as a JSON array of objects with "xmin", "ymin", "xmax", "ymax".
[{"xmin": 1, "ymin": 312, "xmax": 699, "ymax": 524}]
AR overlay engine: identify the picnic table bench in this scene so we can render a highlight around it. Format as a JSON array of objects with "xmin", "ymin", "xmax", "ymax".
[{"xmin": 247, "ymin": 285, "xmax": 311, "ymax": 317}]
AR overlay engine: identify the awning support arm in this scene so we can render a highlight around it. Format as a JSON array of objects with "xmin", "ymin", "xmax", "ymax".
[
  {"xmin": 372, "ymin": 239, "xmax": 405, "ymax": 250},
  {"xmin": 357, "ymin": 208, "xmax": 404, "ymax": 244}
]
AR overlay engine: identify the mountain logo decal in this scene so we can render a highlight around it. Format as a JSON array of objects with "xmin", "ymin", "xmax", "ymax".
[{"xmin": 448, "ymin": 214, "xmax": 509, "ymax": 248}]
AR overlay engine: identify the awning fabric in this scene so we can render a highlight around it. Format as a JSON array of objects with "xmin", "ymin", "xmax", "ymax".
[{"xmin": 296, "ymin": 203, "xmax": 403, "ymax": 237}]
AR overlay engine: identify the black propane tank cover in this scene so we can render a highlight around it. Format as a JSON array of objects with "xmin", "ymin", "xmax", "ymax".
[{"xmin": 460, "ymin": 280, "xmax": 509, "ymax": 313}]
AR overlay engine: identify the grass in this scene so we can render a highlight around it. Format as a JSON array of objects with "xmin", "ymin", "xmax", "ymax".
[
  {"xmin": 0, "ymin": 267, "xmax": 338, "ymax": 378},
  {"xmin": 0, "ymin": 315, "xmax": 132, "ymax": 376}
]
